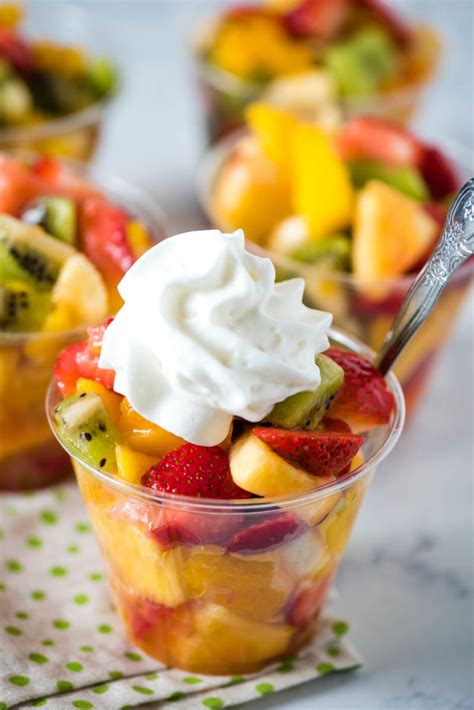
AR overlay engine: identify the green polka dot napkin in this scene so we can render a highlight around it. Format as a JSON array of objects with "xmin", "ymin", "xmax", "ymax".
[{"xmin": 0, "ymin": 483, "xmax": 361, "ymax": 709}]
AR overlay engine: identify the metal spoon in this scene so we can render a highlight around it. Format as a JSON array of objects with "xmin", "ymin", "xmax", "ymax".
[{"xmin": 375, "ymin": 178, "xmax": 474, "ymax": 375}]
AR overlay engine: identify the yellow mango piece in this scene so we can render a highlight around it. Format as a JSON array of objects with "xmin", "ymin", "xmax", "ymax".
[
  {"xmin": 76, "ymin": 378, "xmax": 122, "ymax": 425},
  {"xmin": 0, "ymin": 2, "xmax": 23, "ymax": 28},
  {"xmin": 115, "ymin": 444, "xmax": 157, "ymax": 485},
  {"xmin": 119, "ymin": 398, "xmax": 185, "ymax": 456},
  {"xmin": 32, "ymin": 40, "xmax": 86, "ymax": 75},
  {"xmin": 353, "ymin": 180, "xmax": 438, "ymax": 281},
  {"xmin": 177, "ymin": 603, "xmax": 293, "ymax": 674},
  {"xmin": 126, "ymin": 220, "xmax": 152, "ymax": 259},
  {"xmin": 246, "ymin": 102, "xmax": 298, "ymax": 170},
  {"xmin": 211, "ymin": 138, "xmax": 291, "ymax": 245},
  {"xmin": 292, "ymin": 124, "xmax": 353, "ymax": 239},
  {"xmin": 183, "ymin": 546, "xmax": 293, "ymax": 621}
]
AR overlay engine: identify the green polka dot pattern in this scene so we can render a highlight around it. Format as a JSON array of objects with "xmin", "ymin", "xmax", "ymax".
[{"xmin": 0, "ymin": 483, "xmax": 360, "ymax": 708}]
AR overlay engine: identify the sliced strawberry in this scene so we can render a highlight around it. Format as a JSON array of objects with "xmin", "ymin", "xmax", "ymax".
[
  {"xmin": 150, "ymin": 510, "xmax": 244, "ymax": 549},
  {"xmin": 141, "ymin": 444, "xmax": 252, "ymax": 500},
  {"xmin": 31, "ymin": 156, "xmax": 100, "ymax": 202},
  {"xmin": 336, "ymin": 117, "xmax": 424, "ymax": 168},
  {"xmin": 79, "ymin": 196, "xmax": 135, "ymax": 284},
  {"xmin": 226, "ymin": 513, "xmax": 303, "ymax": 554},
  {"xmin": 0, "ymin": 28, "xmax": 34, "ymax": 73},
  {"xmin": 322, "ymin": 417, "xmax": 351, "ymax": 433},
  {"xmin": 252, "ymin": 426, "xmax": 364, "ymax": 477},
  {"xmin": 0, "ymin": 154, "xmax": 41, "ymax": 214},
  {"xmin": 355, "ymin": 0, "xmax": 412, "ymax": 46},
  {"xmin": 149, "ymin": 523, "xmax": 201, "ymax": 548},
  {"xmin": 286, "ymin": 572, "xmax": 334, "ymax": 627},
  {"xmin": 54, "ymin": 318, "xmax": 115, "ymax": 396},
  {"xmin": 326, "ymin": 347, "xmax": 395, "ymax": 431},
  {"xmin": 419, "ymin": 146, "xmax": 461, "ymax": 201},
  {"xmin": 127, "ymin": 596, "xmax": 175, "ymax": 640},
  {"xmin": 284, "ymin": 0, "xmax": 350, "ymax": 39}
]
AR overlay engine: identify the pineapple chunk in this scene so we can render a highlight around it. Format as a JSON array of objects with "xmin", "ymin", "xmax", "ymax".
[
  {"xmin": 353, "ymin": 180, "xmax": 438, "ymax": 281},
  {"xmin": 115, "ymin": 444, "xmax": 157, "ymax": 484},
  {"xmin": 51, "ymin": 253, "xmax": 108, "ymax": 326},
  {"xmin": 118, "ymin": 398, "xmax": 185, "ymax": 456}
]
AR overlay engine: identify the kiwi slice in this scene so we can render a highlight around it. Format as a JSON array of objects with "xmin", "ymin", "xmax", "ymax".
[
  {"xmin": 266, "ymin": 353, "xmax": 344, "ymax": 429},
  {"xmin": 0, "ymin": 215, "xmax": 75, "ymax": 291},
  {"xmin": 324, "ymin": 27, "xmax": 398, "ymax": 98},
  {"xmin": 291, "ymin": 235, "xmax": 352, "ymax": 271},
  {"xmin": 54, "ymin": 392, "xmax": 118, "ymax": 473},
  {"xmin": 0, "ymin": 282, "xmax": 52, "ymax": 332},
  {"xmin": 348, "ymin": 160, "xmax": 429, "ymax": 201},
  {"xmin": 22, "ymin": 197, "xmax": 77, "ymax": 245}
]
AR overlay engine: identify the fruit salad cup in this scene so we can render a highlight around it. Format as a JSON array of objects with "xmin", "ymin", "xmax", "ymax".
[
  {"xmin": 200, "ymin": 109, "xmax": 474, "ymax": 416},
  {"xmin": 0, "ymin": 2, "xmax": 118, "ymax": 161},
  {"xmin": 0, "ymin": 154, "xmax": 166, "ymax": 490},
  {"xmin": 48, "ymin": 324, "xmax": 404, "ymax": 675},
  {"xmin": 192, "ymin": 0, "xmax": 440, "ymax": 144}
]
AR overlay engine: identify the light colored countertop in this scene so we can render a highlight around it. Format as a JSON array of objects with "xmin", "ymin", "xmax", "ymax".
[{"xmin": 30, "ymin": 2, "xmax": 474, "ymax": 708}]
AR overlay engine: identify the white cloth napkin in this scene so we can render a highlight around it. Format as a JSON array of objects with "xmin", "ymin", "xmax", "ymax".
[{"xmin": 0, "ymin": 483, "xmax": 361, "ymax": 709}]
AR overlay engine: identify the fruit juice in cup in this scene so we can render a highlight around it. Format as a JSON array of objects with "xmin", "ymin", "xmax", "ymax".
[
  {"xmin": 0, "ymin": 2, "xmax": 118, "ymax": 161},
  {"xmin": 192, "ymin": 0, "xmax": 440, "ymax": 144},
  {"xmin": 0, "ymin": 154, "xmax": 166, "ymax": 491},
  {"xmin": 199, "ymin": 108, "xmax": 474, "ymax": 416},
  {"xmin": 48, "ymin": 229, "xmax": 404, "ymax": 674}
]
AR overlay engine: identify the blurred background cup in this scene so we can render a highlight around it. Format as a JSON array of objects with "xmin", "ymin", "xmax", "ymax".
[
  {"xmin": 0, "ymin": 160, "xmax": 166, "ymax": 492},
  {"xmin": 198, "ymin": 131, "xmax": 474, "ymax": 418},
  {"xmin": 47, "ymin": 328, "xmax": 404, "ymax": 675}
]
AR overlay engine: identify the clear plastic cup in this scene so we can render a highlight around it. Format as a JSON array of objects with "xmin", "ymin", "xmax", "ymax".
[
  {"xmin": 0, "ymin": 163, "xmax": 167, "ymax": 491},
  {"xmin": 0, "ymin": 4, "xmax": 119, "ymax": 161},
  {"xmin": 192, "ymin": 17, "xmax": 440, "ymax": 145},
  {"xmin": 47, "ymin": 328, "xmax": 404, "ymax": 675},
  {"xmin": 198, "ymin": 131, "xmax": 474, "ymax": 418}
]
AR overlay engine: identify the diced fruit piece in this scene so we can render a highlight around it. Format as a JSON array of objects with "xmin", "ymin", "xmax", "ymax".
[
  {"xmin": 118, "ymin": 397, "xmax": 185, "ymax": 457},
  {"xmin": 75, "ymin": 377, "xmax": 122, "ymax": 424},
  {"xmin": 326, "ymin": 346, "xmax": 395, "ymax": 431},
  {"xmin": 227, "ymin": 513, "xmax": 302, "ymax": 554},
  {"xmin": 284, "ymin": 0, "xmax": 349, "ymax": 39},
  {"xmin": 336, "ymin": 117, "xmax": 424, "ymax": 167},
  {"xmin": 246, "ymin": 102, "xmax": 298, "ymax": 170},
  {"xmin": 142, "ymin": 443, "xmax": 252, "ymax": 499},
  {"xmin": 79, "ymin": 196, "xmax": 135, "ymax": 284},
  {"xmin": 53, "ymin": 391, "xmax": 118, "ymax": 472},
  {"xmin": 268, "ymin": 215, "xmax": 309, "ymax": 255},
  {"xmin": 0, "ymin": 281, "xmax": 51, "ymax": 331},
  {"xmin": 126, "ymin": 220, "xmax": 152, "ymax": 259},
  {"xmin": 286, "ymin": 573, "xmax": 334, "ymax": 627},
  {"xmin": 116, "ymin": 444, "xmax": 157, "ymax": 484},
  {"xmin": 355, "ymin": 0, "xmax": 412, "ymax": 46},
  {"xmin": 351, "ymin": 288, "xmax": 404, "ymax": 316},
  {"xmin": 177, "ymin": 604, "xmax": 293, "ymax": 673},
  {"xmin": 211, "ymin": 139, "xmax": 291, "ymax": 245},
  {"xmin": 49, "ymin": 253, "xmax": 108, "ymax": 328},
  {"xmin": 86, "ymin": 57, "xmax": 118, "ymax": 97},
  {"xmin": 0, "ymin": 27, "xmax": 34, "ymax": 73},
  {"xmin": 419, "ymin": 146, "xmax": 461, "ymax": 200},
  {"xmin": 183, "ymin": 546, "xmax": 293, "ymax": 620},
  {"xmin": 292, "ymin": 123, "xmax": 353, "ymax": 239},
  {"xmin": 0, "ymin": 153, "xmax": 40, "ymax": 213},
  {"xmin": 21, "ymin": 196, "xmax": 77, "ymax": 245},
  {"xmin": 348, "ymin": 159, "xmax": 429, "ymax": 201},
  {"xmin": 325, "ymin": 27, "xmax": 398, "ymax": 98},
  {"xmin": 353, "ymin": 180, "xmax": 438, "ymax": 279},
  {"xmin": 230, "ymin": 431, "xmax": 319, "ymax": 496},
  {"xmin": 31, "ymin": 156, "xmax": 99, "ymax": 201},
  {"xmin": 291, "ymin": 234, "xmax": 352, "ymax": 269},
  {"xmin": 267, "ymin": 353, "xmax": 344, "ymax": 429},
  {"xmin": 150, "ymin": 510, "xmax": 243, "ymax": 549},
  {"xmin": 320, "ymin": 478, "xmax": 367, "ymax": 556},
  {"xmin": 253, "ymin": 426, "xmax": 364, "ymax": 476},
  {"xmin": 54, "ymin": 342, "xmax": 85, "ymax": 396},
  {"xmin": 0, "ymin": 214, "xmax": 75, "ymax": 290},
  {"xmin": 279, "ymin": 529, "xmax": 330, "ymax": 578}
]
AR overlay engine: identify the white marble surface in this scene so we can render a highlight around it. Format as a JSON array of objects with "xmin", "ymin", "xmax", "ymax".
[{"xmin": 29, "ymin": 2, "xmax": 474, "ymax": 708}]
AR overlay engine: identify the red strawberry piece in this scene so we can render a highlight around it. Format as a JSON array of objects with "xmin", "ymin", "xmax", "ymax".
[
  {"xmin": 127, "ymin": 597, "xmax": 175, "ymax": 640},
  {"xmin": 326, "ymin": 347, "xmax": 395, "ymax": 431},
  {"xmin": 79, "ymin": 196, "xmax": 135, "ymax": 284},
  {"xmin": 0, "ymin": 153, "xmax": 42, "ymax": 214},
  {"xmin": 149, "ymin": 523, "xmax": 201, "ymax": 548},
  {"xmin": 351, "ymin": 288, "xmax": 406, "ymax": 316},
  {"xmin": 226, "ymin": 513, "xmax": 302, "ymax": 554},
  {"xmin": 30, "ymin": 156, "xmax": 101, "ymax": 202},
  {"xmin": 284, "ymin": 0, "xmax": 350, "ymax": 39},
  {"xmin": 253, "ymin": 426, "xmax": 364, "ymax": 477},
  {"xmin": 322, "ymin": 417, "xmax": 351, "ymax": 433},
  {"xmin": 286, "ymin": 572, "xmax": 334, "ymax": 627},
  {"xmin": 419, "ymin": 146, "xmax": 461, "ymax": 201},
  {"xmin": 355, "ymin": 0, "xmax": 412, "ymax": 47},
  {"xmin": 0, "ymin": 28, "xmax": 34, "ymax": 73},
  {"xmin": 54, "ymin": 342, "xmax": 85, "ymax": 397},
  {"xmin": 142, "ymin": 444, "xmax": 252, "ymax": 500},
  {"xmin": 336, "ymin": 116, "xmax": 424, "ymax": 168}
]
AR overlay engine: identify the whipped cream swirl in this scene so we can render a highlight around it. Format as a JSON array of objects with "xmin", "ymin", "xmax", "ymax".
[{"xmin": 100, "ymin": 229, "xmax": 332, "ymax": 446}]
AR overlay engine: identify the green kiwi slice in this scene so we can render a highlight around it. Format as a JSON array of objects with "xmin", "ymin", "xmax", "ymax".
[
  {"xmin": 54, "ymin": 392, "xmax": 118, "ymax": 473},
  {"xmin": 265, "ymin": 353, "xmax": 344, "ymax": 430},
  {"xmin": 0, "ymin": 282, "xmax": 52, "ymax": 332},
  {"xmin": 21, "ymin": 197, "xmax": 77, "ymax": 245}
]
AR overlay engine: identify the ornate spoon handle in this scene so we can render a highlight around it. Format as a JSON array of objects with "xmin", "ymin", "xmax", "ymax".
[{"xmin": 375, "ymin": 178, "xmax": 474, "ymax": 375}]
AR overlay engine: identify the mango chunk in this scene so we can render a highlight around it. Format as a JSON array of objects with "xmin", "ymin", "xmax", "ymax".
[
  {"xmin": 118, "ymin": 398, "xmax": 185, "ymax": 456},
  {"xmin": 246, "ymin": 102, "xmax": 298, "ymax": 170},
  {"xmin": 115, "ymin": 444, "xmax": 157, "ymax": 484}
]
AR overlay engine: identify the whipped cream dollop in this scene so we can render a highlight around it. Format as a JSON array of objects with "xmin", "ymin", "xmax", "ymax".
[{"xmin": 100, "ymin": 229, "xmax": 332, "ymax": 446}]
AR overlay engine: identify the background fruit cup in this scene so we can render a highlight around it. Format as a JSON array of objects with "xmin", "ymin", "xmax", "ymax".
[
  {"xmin": 0, "ymin": 3, "xmax": 118, "ymax": 161},
  {"xmin": 0, "ymin": 165, "xmax": 166, "ymax": 491},
  {"xmin": 199, "ymin": 132, "xmax": 473, "ymax": 418},
  {"xmin": 47, "ymin": 330, "xmax": 404, "ymax": 675},
  {"xmin": 191, "ymin": 12, "xmax": 440, "ymax": 145}
]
